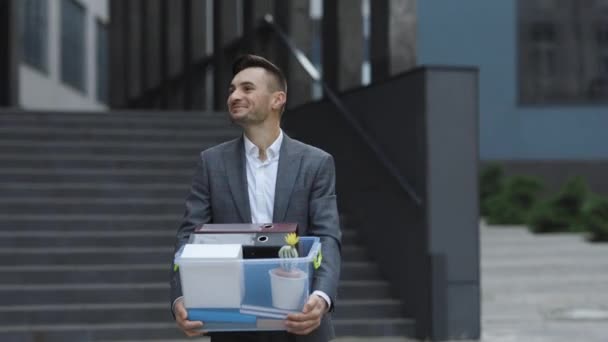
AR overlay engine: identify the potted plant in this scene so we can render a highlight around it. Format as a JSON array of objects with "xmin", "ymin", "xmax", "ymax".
[{"xmin": 268, "ymin": 233, "xmax": 308, "ymax": 310}]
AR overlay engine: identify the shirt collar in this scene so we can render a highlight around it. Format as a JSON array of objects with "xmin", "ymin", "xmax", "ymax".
[{"xmin": 243, "ymin": 130, "xmax": 283, "ymax": 161}]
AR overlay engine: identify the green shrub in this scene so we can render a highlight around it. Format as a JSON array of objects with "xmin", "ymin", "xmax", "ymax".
[
  {"xmin": 526, "ymin": 176, "xmax": 592, "ymax": 233},
  {"xmin": 480, "ymin": 163, "xmax": 504, "ymax": 216},
  {"xmin": 485, "ymin": 175, "xmax": 544, "ymax": 225},
  {"xmin": 485, "ymin": 194, "xmax": 527, "ymax": 225},
  {"xmin": 549, "ymin": 176, "xmax": 590, "ymax": 231},
  {"xmin": 527, "ymin": 200, "xmax": 572, "ymax": 233},
  {"xmin": 581, "ymin": 195, "xmax": 608, "ymax": 242}
]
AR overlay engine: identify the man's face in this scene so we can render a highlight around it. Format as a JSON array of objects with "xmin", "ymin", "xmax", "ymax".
[{"xmin": 227, "ymin": 67, "xmax": 280, "ymax": 126}]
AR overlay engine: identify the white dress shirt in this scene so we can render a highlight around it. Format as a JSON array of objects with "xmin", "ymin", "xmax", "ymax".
[{"xmin": 244, "ymin": 131, "xmax": 331, "ymax": 309}]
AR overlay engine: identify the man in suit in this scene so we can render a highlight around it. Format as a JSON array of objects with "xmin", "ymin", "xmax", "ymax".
[{"xmin": 170, "ymin": 54, "xmax": 342, "ymax": 341}]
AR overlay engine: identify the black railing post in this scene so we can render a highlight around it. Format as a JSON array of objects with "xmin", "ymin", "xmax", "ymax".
[
  {"xmin": 370, "ymin": 0, "xmax": 390, "ymax": 82},
  {"xmin": 0, "ymin": 0, "xmax": 19, "ymax": 107},
  {"xmin": 212, "ymin": 0, "xmax": 226, "ymax": 111}
]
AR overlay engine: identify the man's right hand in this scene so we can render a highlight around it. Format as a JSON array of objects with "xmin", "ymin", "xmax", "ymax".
[{"xmin": 174, "ymin": 298, "xmax": 205, "ymax": 337}]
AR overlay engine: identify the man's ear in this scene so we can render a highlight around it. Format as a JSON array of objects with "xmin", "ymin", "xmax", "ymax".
[{"xmin": 271, "ymin": 91, "xmax": 287, "ymax": 111}]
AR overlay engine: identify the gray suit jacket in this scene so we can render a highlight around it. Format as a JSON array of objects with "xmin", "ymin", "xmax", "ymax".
[{"xmin": 170, "ymin": 134, "xmax": 342, "ymax": 342}]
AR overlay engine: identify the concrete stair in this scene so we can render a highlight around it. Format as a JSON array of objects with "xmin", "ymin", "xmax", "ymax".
[{"xmin": 0, "ymin": 110, "xmax": 415, "ymax": 341}]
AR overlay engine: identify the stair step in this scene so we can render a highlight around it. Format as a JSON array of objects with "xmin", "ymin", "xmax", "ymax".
[
  {"xmin": 0, "ymin": 110, "xmax": 227, "ymax": 123},
  {"xmin": 0, "ymin": 281, "xmax": 392, "ymax": 305},
  {"xmin": 0, "ymin": 322, "xmax": 182, "ymax": 342},
  {"xmin": 0, "ymin": 182, "xmax": 188, "ymax": 198},
  {"xmin": 341, "ymin": 245, "xmax": 368, "ymax": 261},
  {"xmin": 0, "ymin": 126, "xmax": 238, "ymax": 136},
  {"xmin": 339, "ymin": 280, "xmax": 392, "ymax": 299},
  {"xmin": 2, "ymin": 243, "xmax": 370, "ymax": 266},
  {"xmin": 0, "ymin": 216, "xmax": 181, "ymax": 231},
  {"xmin": 334, "ymin": 318, "xmax": 415, "ymax": 337},
  {"xmin": 0, "ymin": 231, "xmax": 175, "ymax": 248},
  {"xmin": 0, "ymin": 283, "xmax": 170, "ymax": 306},
  {"xmin": 0, "ymin": 264, "xmax": 171, "ymax": 284},
  {"xmin": 0, "ymin": 199, "xmax": 183, "ymax": 215},
  {"xmin": 0, "ymin": 168, "xmax": 192, "ymax": 176},
  {"xmin": 0, "ymin": 141, "xmax": 210, "ymax": 155},
  {"xmin": 0, "ymin": 154, "xmax": 201, "ymax": 170},
  {"xmin": 341, "ymin": 262, "xmax": 381, "ymax": 280},
  {"xmin": 0, "ymin": 303, "xmax": 174, "ymax": 325},
  {"xmin": 0, "ymin": 319, "xmax": 416, "ymax": 341},
  {"xmin": 0, "ymin": 127, "xmax": 239, "ymax": 142},
  {"xmin": 0, "ymin": 171, "xmax": 192, "ymax": 183},
  {"xmin": 0, "ymin": 299, "xmax": 402, "ymax": 325},
  {"xmin": 0, "ymin": 247, "xmax": 174, "ymax": 266},
  {"xmin": 335, "ymin": 299, "xmax": 403, "ymax": 319},
  {"xmin": 0, "ymin": 117, "xmax": 233, "ymax": 129},
  {"xmin": 341, "ymin": 230, "xmax": 358, "ymax": 245},
  {"xmin": 0, "ymin": 261, "xmax": 378, "ymax": 284}
]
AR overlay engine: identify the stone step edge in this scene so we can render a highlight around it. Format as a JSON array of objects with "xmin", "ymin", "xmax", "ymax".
[
  {"xmin": 0, "ymin": 280, "xmax": 389, "ymax": 291},
  {"xmin": 0, "ymin": 261, "xmax": 375, "ymax": 272},
  {"xmin": 0, "ymin": 318, "xmax": 413, "ymax": 333},
  {"xmin": 0, "ymin": 299, "xmax": 401, "ymax": 312}
]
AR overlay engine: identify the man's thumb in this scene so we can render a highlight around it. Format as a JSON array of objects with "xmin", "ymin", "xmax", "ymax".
[
  {"xmin": 177, "ymin": 304, "xmax": 188, "ymax": 320},
  {"xmin": 303, "ymin": 301, "xmax": 313, "ymax": 313}
]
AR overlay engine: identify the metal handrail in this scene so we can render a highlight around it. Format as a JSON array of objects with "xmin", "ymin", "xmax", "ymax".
[{"xmin": 261, "ymin": 15, "xmax": 422, "ymax": 206}]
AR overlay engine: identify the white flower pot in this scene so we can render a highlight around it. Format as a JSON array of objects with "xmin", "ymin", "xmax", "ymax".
[{"xmin": 269, "ymin": 268, "xmax": 308, "ymax": 310}]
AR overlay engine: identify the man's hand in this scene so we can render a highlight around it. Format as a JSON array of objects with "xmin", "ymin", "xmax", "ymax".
[
  {"xmin": 174, "ymin": 298, "xmax": 205, "ymax": 337},
  {"xmin": 285, "ymin": 294, "xmax": 328, "ymax": 335}
]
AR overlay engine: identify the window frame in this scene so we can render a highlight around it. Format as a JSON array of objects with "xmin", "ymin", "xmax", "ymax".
[{"xmin": 60, "ymin": 0, "xmax": 87, "ymax": 93}]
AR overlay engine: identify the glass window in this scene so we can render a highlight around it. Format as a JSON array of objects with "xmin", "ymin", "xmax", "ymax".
[
  {"xmin": 518, "ymin": 0, "xmax": 608, "ymax": 104},
  {"xmin": 61, "ymin": 0, "xmax": 86, "ymax": 92},
  {"xmin": 96, "ymin": 20, "xmax": 108, "ymax": 103},
  {"xmin": 21, "ymin": 0, "xmax": 49, "ymax": 72}
]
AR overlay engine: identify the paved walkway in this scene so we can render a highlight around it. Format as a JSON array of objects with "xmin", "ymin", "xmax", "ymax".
[
  {"xmin": 185, "ymin": 223, "xmax": 608, "ymax": 342},
  {"xmin": 479, "ymin": 222, "xmax": 608, "ymax": 342}
]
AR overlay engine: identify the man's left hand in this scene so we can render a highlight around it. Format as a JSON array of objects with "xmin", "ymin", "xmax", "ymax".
[{"xmin": 285, "ymin": 294, "xmax": 328, "ymax": 335}]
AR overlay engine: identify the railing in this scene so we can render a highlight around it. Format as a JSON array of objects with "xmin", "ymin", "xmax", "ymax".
[{"xmin": 260, "ymin": 15, "xmax": 422, "ymax": 206}]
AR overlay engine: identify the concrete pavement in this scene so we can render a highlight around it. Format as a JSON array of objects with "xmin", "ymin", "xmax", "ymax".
[{"xmin": 479, "ymin": 222, "xmax": 608, "ymax": 342}]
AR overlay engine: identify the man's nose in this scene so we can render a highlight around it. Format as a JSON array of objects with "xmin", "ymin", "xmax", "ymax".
[{"xmin": 228, "ymin": 90, "xmax": 242, "ymax": 104}]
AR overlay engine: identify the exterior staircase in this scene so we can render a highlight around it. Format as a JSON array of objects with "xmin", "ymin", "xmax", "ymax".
[{"xmin": 0, "ymin": 110, "xmax": 414, "ymax": 341}]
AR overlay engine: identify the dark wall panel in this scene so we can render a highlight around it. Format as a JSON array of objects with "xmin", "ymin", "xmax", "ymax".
[
  {"xmin": 426, "ymin": 69, "xmax": 480, "ymax": 339},
  {"xmin": 127, "ymin": 0, "xmax": 142, "ymax": 98},
  {"xmin": 338, "ymin": 0, "xmax": 363, "ymax": 91},
  {"xmin": 109, "ymin": 0, "xmax": 126, "ymax": 107},
  {"xmin": 145, "ymin": 0, "xmax": 162, "ymax": 90},
  {"xmin": 190, "ymin": 0, "xmax": 208, "ymax": 61},
  {"xmin": 283, "ymin": 67, "xmax": 480, "ymax": 340},
  {"xmin": 0, "ymin": 0, "xmax": 19, "ymax": 107},
  {"xmin": 220, "ymin": 0, "xmax": 239, "ymax": 44},
  {"xmin": 167, "ymin": 0, "xmax": 184, "ymax": 78}
]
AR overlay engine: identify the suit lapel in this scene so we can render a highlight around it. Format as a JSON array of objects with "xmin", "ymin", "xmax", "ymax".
[
  {"xmin": 222, "ymin": 137, "xmax": 252, "ymax": 223},
  {"xmin": 273, "ymin": 135, "xmax": 302, "ymax": 222}
]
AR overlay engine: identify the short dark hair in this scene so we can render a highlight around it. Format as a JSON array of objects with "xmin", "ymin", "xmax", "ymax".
[{"xmin": 232, "ymin": 54, "xmax": 287, "ymax": 93}]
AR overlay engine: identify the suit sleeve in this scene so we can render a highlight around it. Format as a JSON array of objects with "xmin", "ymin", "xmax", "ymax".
[
  {"xmin": 308, "ymin": 154, "xmax": 342, "ymax": 311},
  {"xmin": 169, "ymin": 152, "xmax": 213, "ymax": 311}
]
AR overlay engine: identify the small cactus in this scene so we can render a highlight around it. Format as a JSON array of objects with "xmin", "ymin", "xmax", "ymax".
[{"xmin": 278, "ymin": 233, "xmax": 299, "ymax": 272}]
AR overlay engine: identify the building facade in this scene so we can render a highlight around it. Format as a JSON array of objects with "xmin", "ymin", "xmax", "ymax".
[
  {"xmin": 418, "ymin": 0, "xmax": 608, "ymax": 161},
  {"xmin": 1, "ymin": 0, "xmax": 109, "ymax": 110},
  {"xmin": 107, "ymin": 0, "xmax": 415, "ymax": 111}
]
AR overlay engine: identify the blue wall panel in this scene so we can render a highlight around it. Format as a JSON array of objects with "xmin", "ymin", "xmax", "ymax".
[{"xmin": 417, "ymin": 0, "xmax": 608, "ymax": 160}]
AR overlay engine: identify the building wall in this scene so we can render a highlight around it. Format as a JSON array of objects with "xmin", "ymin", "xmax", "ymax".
[
  {"xmin": 417, "ymin": 0, "xmax": 608, "ymax": 160},
  {"xmin": 19, "ymin": 0, "xmax": 109, "ymax": 111}
]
